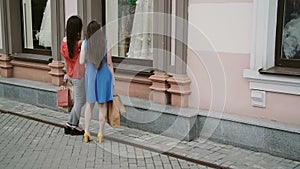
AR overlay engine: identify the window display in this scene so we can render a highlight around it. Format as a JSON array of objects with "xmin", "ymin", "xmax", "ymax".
[
  {"xmin": 106, "ymin": 0, "xmax": 153, "ymax": 60},
  {"xmin": 22, "ymin": 0, "xmax": 51, "ymax": 51},
  {"xmin": 282, "ymin": 0, "xmax": 300, "ymax": 59}
]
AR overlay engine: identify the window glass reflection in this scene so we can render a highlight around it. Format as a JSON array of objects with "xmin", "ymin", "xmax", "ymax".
[
  {"xmin": 282, "ymin": 0, "xmax": 300, "ymax": 60},
  {"xmin": 106, "ymin": 0, "xmax": 153, "ymax": 60},
  {"xmin": 22, "ymin": 0, "xmax": 52, "ymax": 50}
]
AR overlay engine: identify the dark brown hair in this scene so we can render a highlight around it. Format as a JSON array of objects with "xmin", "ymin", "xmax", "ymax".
[
  {"xmin": 86, "ymin": 21, "xmax": 106, "ymax": 70},
  {"xmin": 66, "ymin": 16, "xmax": 82, "ymax": 59}
]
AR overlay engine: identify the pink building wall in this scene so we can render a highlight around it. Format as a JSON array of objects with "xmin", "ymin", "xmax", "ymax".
[
  {"xmin": 187, "ymin": 0, "xmax": 300, "ymax": 127},
  {"xmin": 188, "ymin": 50, "xmax": 300, "ymax": 126}
]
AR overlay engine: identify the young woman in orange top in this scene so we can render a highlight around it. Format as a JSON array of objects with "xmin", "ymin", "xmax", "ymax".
[{"xmin": 60, "ymin": 16, "xmax": 85, "ymax": 135}]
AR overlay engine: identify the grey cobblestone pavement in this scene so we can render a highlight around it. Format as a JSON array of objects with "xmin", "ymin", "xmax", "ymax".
[
  {"xmin": 0, "ymin": 113, "xmax": 210, "ymax": 169},
  {"xmin": 0, "ymin": 98, "xmax": 300, "ymax": 169}
]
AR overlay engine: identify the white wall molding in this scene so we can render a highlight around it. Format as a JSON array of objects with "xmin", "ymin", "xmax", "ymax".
[
  {"xmin": 250, "ymin": 0, "xmax": 278, "ymax": 70},
  {"xmin": 244, "ymin": 69, "xmax": 300, "ymax": 95}
]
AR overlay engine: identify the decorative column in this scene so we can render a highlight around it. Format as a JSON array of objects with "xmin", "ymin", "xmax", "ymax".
[
  {"xmin": 48, "ymin": 61, "xmax": 65, "ymax": 86},
  {"xmin": 0, "ymin": 55, "xmax": 13, "ymax": 78},
  {"xmin": 149, "ymin": 71, "xmax": 171, "ymax": 104},
  {"xmin": 167, "ymin": 74, "xmax": 191, "ymax": 107}
]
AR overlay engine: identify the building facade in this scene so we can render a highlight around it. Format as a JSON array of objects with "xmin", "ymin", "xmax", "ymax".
[{"xmin": 0, "ymin": 0, "xmax": 299, "ymax": 160}]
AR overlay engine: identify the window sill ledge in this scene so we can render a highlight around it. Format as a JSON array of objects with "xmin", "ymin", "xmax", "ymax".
[
  {"xmin": 114, "ymin": 63, "xmax": 154, "ymax": 76},
  {"xmin": 10, "ymin": 53, "xmax": 53, "ymax": 64},
  {"xmin": 259, "ymin": 67, "xmax": 300, "ymax": 77},
  {"xmin": 243, "ymin": 69, "xmax": 300, "ymax": 95}
]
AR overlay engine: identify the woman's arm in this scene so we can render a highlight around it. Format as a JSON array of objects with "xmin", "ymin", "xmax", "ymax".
[
  {"xmin": 61, "ymin": 37, "xmax": 68, "ymax": 72},
  {"xmin": 107, "ymin": 41, "xmax": 115, "ymax": 85},
  {"xmin": 79, "ymin": 41, "xmax": 86, "ymax": 65},
  {"xmin": 78, "ymin": 39, "xmax": 83, "ymax": 49}
]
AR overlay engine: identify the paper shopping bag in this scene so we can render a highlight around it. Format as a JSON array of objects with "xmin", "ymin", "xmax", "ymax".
[
  {"xmin": 57, "ymin": 88, "xmax": 73, "ymax": 107},
  {"xmin": 107, "ymin": 95, "xmax": 126, "ymax": 128}
]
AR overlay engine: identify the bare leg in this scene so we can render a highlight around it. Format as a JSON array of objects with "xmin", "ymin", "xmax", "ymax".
[
  {"xmin": 98, "ymin": 103, "xmax": 107, "ymax": 134},
  {"xmin": 84, "ymin": 103, "xmax": 95, "ymax": 133}
]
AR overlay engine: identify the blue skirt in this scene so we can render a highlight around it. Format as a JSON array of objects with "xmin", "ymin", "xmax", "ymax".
[{"xmin": 85, "ymin": 61, "xmax": 113, "ymax": 103}]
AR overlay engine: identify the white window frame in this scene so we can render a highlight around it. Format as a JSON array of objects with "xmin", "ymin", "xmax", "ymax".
[{"xmin": 243, "ymin": 0, "xmax": 300, "ymax": 95}]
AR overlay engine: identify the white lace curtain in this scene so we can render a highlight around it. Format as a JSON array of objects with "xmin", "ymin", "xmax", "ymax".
[
  {"xmin": 283, "ymin": 16, "xmax": 300, "ymax": 59},
  {"xmin": 127, "ymin": 0, "xmax": 153, "ymax": 60},
  {"xmin": 37, "ymin": 0, "xmax": 52, "ymax": 48}
]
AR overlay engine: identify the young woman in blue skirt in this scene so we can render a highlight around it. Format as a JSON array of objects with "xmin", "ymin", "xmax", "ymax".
[{"xmin": 79, "ymin": 21, "xmax": 115, "ymax": 143}]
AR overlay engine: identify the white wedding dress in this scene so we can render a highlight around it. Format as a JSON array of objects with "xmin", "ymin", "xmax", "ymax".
[
  {"xmin": 127, "ymin": 0, "xmax": 153, "ymax": 60},
  {"xmin": 37, "ymin": 0, "xmax": 52, "ymax": 48}
]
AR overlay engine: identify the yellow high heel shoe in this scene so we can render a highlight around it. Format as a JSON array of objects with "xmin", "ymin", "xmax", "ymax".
[
  {"xmin": 97, "ymin": 133, "xmax": 103, "ymax": 143},
  {"xmin": 84, "ymin": 132, "xmax": 92, "ymax": 143}
]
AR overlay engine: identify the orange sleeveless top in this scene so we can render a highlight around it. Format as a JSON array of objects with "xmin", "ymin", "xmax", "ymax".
[{"xmin": 60, "ymin": 40, "xmax": 85, "ymax": 79}]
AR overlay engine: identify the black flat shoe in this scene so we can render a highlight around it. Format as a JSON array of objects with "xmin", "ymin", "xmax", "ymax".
[
  {"xmin": 70, "ymin": 128, "xmax": 85, "ymax": 136},
  {"xmin": 64, "ymin": 125, "xmax": 71, "ymax": 135}
]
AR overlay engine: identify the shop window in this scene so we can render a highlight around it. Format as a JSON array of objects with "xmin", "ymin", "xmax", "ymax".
[
  {"xmin": 275, "ymin": 0, "xmax": 300, "ymax": 68},
  {"xmin": 244, "ymin": 0, "xmax": 300, "ymax": 95},
  {"xmin": 21, "ymin": 0, "xmax": 51, "ymax": 55},
  {"xmin": 105, "ymin": 0, "xmax": 153, "ymax": 60}
]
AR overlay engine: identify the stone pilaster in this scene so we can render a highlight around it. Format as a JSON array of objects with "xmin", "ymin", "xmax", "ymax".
[
  {"xmin": 167, "ymin": 74, "xmax": 191, "ymax": 107},
  {"xmin": 48, "ymin": 61, "xmax": 65, "ymax": 86},
  {"xmin": 0, "ymin": 55, "xmax": 13, "ymax": 78},
  {"xmin": 149, "ymin": 71, "xmax": 171, "ymax": 104}
]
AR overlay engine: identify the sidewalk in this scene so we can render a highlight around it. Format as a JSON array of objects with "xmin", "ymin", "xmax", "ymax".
[
  {"xmin": 0, "ymin": 113, "xmax": 210, "ymax": 169},
  {"xmin": 0, "ymin": 98, "xmax": 299, "ymax": 169}
]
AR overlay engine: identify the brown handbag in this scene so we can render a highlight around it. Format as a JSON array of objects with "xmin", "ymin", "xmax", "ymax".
[{"xmin": 107, "ymin": 95, "xmax": 126, "ymax": 128}]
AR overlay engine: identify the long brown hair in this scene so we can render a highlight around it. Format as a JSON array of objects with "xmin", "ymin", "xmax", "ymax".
[
  {"xmin": 86, "ymin": 21, "xmax": 106, "ymax": 70},
  {"xmin": 66, "ymin": 16, "xmax": 82, "ymax": 59}
]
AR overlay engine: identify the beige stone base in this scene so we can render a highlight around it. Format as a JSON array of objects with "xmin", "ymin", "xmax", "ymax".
[
  {"xmin": 0, "ymin": 68, "xmax": 13, "ymax": 78},
  {"xmin": 115, "ymin": 73, "xmax": 152, "ymax": 100},
  {"xmin": 150, "ymin": 90, "xmax": 170, "ymax": 105},
  {"xmin": 167, "ymin": 74, "xmax": 192, "ymax": 107},
  {"xmin": 170, "ymin": 93, "xmax": 189, "ymax": 107},
  {"xmin": 0, "ymin": 55, "xmax": 13, "ymax": 78},
  {"xmin": 11, "ymin": 60, "xmax": 52, "ymax": 83},
  {"xmin": 48, "ymin": 61, "xmax": 65, "ymax": 86},
  {"xmin": 149, "ymin": 71, "xmax": 171, "ymax": 105}
]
